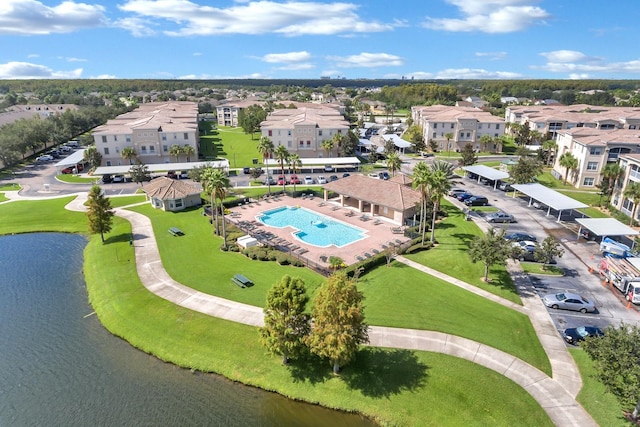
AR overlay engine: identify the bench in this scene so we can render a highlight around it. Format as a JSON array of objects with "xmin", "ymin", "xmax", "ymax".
[
  {"xmin": 391, "ymin": 227, "xmax": 404, "ymax": 234},
  {"xmin": 168, "ymin": 227, "xmax": 184, "ymax": 236},
  {"xmin": 231, "ymin": 273, "xmax": 253, "ymax": 288}
]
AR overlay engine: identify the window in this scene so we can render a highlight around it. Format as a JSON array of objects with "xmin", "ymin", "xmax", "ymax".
[
  {"xmin": 631, "ymin": 125, "xmax": 637, "ymax": 130},
  {"xmin": 478, "ymin": 124, "xmax": 482, "ymax": 129},
  {"xmin": 434, "ymin": 123, "xmax": 438, "ymax": 129},
  {"xmin": 299, "ymin": 140, "xmax": 304, "ymax": 146},
  {"xmin": 433, "ymin": 132, "xmax": 437, "ymax": 139},
  {"xmin": 451, "ymin": 123, "xmax": 454, "ymax": 129},
  {"xmin": 126, "ymin": 136, "xmax": 131, "ymax": 143},
  {"xmin": 106, "ymin": 161, "xmax": 111, "ymax": 166},
  {"xmin": 589, "ymin": 147, "xmax": 602, "ymax": 155},
  {"xmin": 338, "ymin": 130, "xmax": 342, "ymax": 134},
  {"xmin": 115, "ymin": 147, "xmax": 120, "ymax": 153},
  {"xmin": 318, "ymin": 130, "xmax": 322, "ymax": 136},
  {"xmin": 466, "ymin": 132, "xmax": 471, "ymax": 138},
  {"xmin": 149, "ymin": 146, "xmax": 155, "ymax": 153},
  {"xmin": 183, "ymin": 133, "xmax": 188, "ymax": 140},
  {"xmin": 288, "ymin": 130, "xmax": 292, "ymax": 136},
  {"xmin": 306, "ymin": 141, "xmax": 311, "ymax": 147},
  {"xmin": 175, "ymin": 199, "xmax": 183, "ymax": 208},
  {"xmin": 586, "ymin": 162, "xmax": 598, "ymax": 171},
  {"xmin": 163, "ymin": 145, "xmax": 168, "ymax": 152},
  {"xmin": 104, "ymin": 147, "xmax": 109, "ymax": 155},
  {"xmin": 496, "ymin": 124, "xmax": 500, "ymax": 129},
  {"xmin": 114, "ymin": 135, "xmax": 118, "ymax": 141},
  {"xmin": 162, "ymin": 134, "xmax": 167, "ymax": 141},
  {"xmin": 583, "ymin": 177, "xmax": 595, "ymax": 186},
  {"xmin": 101, "ymin": 136, "xmax": 107, "ymax": 143},
  {"xmin": 494, "ymin": 133, "xmax": 499, "ymax": 137},
  {"xmin": 287, "ymin": 141, "xmax": 292, "ymax": 148},
  {"xmin": 268, "ymin": 130, "xmax": 272, "ymax": 136}
]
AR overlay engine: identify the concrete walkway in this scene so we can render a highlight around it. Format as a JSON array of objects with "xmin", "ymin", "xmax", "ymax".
[{"xmin": 5, "ymin": 190, "xmax": 597, "ymax": 426}]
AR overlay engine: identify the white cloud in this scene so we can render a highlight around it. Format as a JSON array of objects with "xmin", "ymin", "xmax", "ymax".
[
  {"xmin": 475, "ymin": 51, "xmax": 508, "ymax": 60},
  {"xmin": 0, "ymin": 61, "xmax": 82, "ymax": 79},
  {"xmin": 113, "ymin": 17, "xmax": 156, "ymax": 37},
  {"xmin": 534, "ymin": 50, "xmax": 640, "ymax": 76},
  {"xmin": 90, "ymin": 74, "xmax": 117, "ymax": 79},
  {"xmin": 433, "ymin": 68, "xmax": 523, "ymax": 79},
  {"xmin": 118, "ymin": 0, "xmax": 397, "ymax": 37},
  {"xmin": 569, "ymin": 73, "xmax": 591, "ymax": 80},
  {"xmin": 327, "ymin": 52, "xmax": 404, "ymax": 68},
  {"xmin": 58, "ymin": 56, "xmax": 87, "ymax": 62},
  {"xmin": 423, "ymin": 0, "xmax": 549, "ymax": 33},
  {"xmin": 260, "ymin": 51, "xmax": 311, "ymax": 64},
  {"xmin": 0, "ymin": 0, "xmax": 108, "ymax": 35}
]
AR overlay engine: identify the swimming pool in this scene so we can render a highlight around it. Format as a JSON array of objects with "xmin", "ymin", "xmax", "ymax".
[{"xmin": 258, "ymin": 206, "xmax": 367, "ymax": 247}]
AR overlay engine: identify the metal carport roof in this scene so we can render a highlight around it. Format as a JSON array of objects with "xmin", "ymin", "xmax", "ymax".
[
  {"xmin": 511, "ymin": 183, "xmax": 587, "ymax": 222},
  {"xmin": 575, "ymin": 218, "xmax": 639, "ymax": 237},
  {"xmin": 93, "ymin": 160, "xmax": 229, "ymax": 176},
  {"xmin": 462, "ymin": 165, "xmax": 509, "ymax": 189},
  {"xmin": 54, "ymin": 149, "xmax": 87, "ymax": 168}
]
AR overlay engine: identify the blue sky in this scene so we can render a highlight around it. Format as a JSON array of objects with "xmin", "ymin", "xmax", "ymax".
[{"xmin": 1, "ymin": 0, "xmax": 639, "ymax": 80}]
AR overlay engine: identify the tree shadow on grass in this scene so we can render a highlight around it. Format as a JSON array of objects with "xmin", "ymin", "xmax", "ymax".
[
  {"xmin": 341, "ymin": 348, "xmax": 429, "ymax": 398},
  {"xmin": 449, "ymin": 232, "xmax": 477, "ymax": 247},
  {"xmin": 105, "ymin": 232, "xmax": 134, "ymax": 245},
  {"xmin": 286, "ymin": 352, "xmax": 334, "ymax": 385},
  {"xmin": 488, "ymin": 266, "xmax": 518, "ymax": 295}
]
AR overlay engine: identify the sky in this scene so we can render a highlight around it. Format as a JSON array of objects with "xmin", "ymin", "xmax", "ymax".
[{"xmin": 1, "ymin": 0, "xmax": 639, "ymax": 81}]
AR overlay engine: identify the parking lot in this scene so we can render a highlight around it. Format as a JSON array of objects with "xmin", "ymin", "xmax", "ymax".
[{"xmin": 452, "ymin": 174, "xmax": 640, "ymax": 340}]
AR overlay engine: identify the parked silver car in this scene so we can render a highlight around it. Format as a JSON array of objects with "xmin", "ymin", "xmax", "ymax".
[
  {"xmin": 485, "ymin": 211, "xmax": 516, "ymax": 223},
  {"xmin": 542, "ymin": 292, "xmax": 596, "ymax": 313}
]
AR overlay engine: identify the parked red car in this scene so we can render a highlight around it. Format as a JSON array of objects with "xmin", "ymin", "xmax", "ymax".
[
  {"xmin": 289, "ymin": 175, "xmax": 301, "ymax": 184},
  {"xmin": 61, "ymin": 166, "xmax": 75, "ymax": 174},
  {"xmin": 277, "ymin": 175, "xmax": 288, "ymax": 185}
]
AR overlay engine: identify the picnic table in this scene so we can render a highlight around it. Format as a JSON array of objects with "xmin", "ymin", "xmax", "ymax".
[
  {"xmin": 231, "ymin": 273, "xmax": 253, "ymax": 288},
  {"xmin": 168, "ymin": 227, "xmax": 184, "ymax": 236}
]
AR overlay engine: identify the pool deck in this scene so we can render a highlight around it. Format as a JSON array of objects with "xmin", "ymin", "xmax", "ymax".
[{"xmin": 228, "ymin": 194, "xmax": 411, "ymax": 267}]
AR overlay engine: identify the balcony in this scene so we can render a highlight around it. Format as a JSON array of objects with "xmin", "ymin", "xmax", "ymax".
[{"xmin": 630, "ymin": 168, "xmax": 640, "ymax": 182}]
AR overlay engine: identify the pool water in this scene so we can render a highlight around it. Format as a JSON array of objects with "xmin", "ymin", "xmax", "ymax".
[{"xmin": 258, "ymin": 206, "xmax": 367, "ymax": 247}]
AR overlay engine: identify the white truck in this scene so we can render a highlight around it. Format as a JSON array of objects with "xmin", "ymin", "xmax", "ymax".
[{"xmin": 598, "ymin": 256, "xmax": 640, "ymax": 304}]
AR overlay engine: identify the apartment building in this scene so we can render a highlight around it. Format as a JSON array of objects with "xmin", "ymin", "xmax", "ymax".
[
  {"xmin": 411, "ymin": 105, "xmax": 505, "ymax": 152},
  {"xmin": 613, "ymin": 153, "xmax": 640, "ymax": 220},
  {"xmin": 216, "ymin": 100, "xmax": 264, "ymax": 127},
  {"xmin": 259, "ymin": 107, "xmax": 349, "ymax": 158},
  {"xmin": 552, "ymin": 128, "xmax": 640, "ymax": 189},
  {"xmin": 91, "ymin": 101, "xmax": 199, "ymax": 166},
  {"xmin": 505, "ymin": 104, "xmax": 640, "ymax": 140}
]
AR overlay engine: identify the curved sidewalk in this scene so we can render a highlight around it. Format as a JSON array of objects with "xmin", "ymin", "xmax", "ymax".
[{"xmin": 9, "ymin": 190, "xmax": 596, "ymax": 426}]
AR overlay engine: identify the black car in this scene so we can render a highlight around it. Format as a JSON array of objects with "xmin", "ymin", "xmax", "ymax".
[
  {"xmin": 329, "ymin": 175, "xmax": 339, "ymax": 181},
  {"xmin": 101, "ymin": 174, "xmax": 113, "ymax": 183},
  {"xmin": 342, "ymin": 173, "xmax": 350, "ymax": 178},
  {"xmin": 505, "ymin": 232, "xmax": 537, "ymax": 242},
  {"xmin": 464, "ymin": 196, "xmax": 489, "ymax": 206},
  {"xmin": 456, "ymin": 193, "xmax": 474, "ymax": 202},
  {"xmin": 562, "ymin": 326, "xmax": 604, "ymax": 345},
  {"xmin": 379, "ymin": 171, "xmax": 390, "ymax": 180},
  {"xmin": 243, "ymin": 167, "xmax": 251, "ymax": 174}
]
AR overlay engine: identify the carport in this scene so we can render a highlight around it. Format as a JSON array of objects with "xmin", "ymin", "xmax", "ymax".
[
  {"xmin": 461, "ymin": 165, "xmax": 509, "ymax": 190},
  {"xmin": 54, "ymin": 149, "xmax": 87, "ymax": 173},
  {"xmin": 575, "ymin": 218, "xmax": 639, "ymax": 245},
  {"xmin": 511, "ymin": 183, "xmax": 588, "ymax": 222},
  {"xmin": 266, "ymin": 157, "xmax": 360, "ymax": 173},
  {"xmin": 93, "ymin": 160, "xmax": 229, "ymax": 178}
]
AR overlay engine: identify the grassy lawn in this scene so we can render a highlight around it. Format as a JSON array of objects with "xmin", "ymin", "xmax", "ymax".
[
  {"xmin": 359, "ymin": 261, "xmax": 550, "ymax": 375},
  {"xmin": 0, "ymin": 196, "xmax": 87, "ymax": 234},
  {"xmin": 571, "ymin": 349, "xmax": 631, "ymax": 426},
  {"xmin": 199, "ymin": 125, "xmax": 261, "ymax": 169},
  {"xmin": 56, "ymin": 174, "xmax": 100, "ymax": 184},
  {"xmin": 108, "ymin": 194, "xmax": 147, "ymax": 208},
  {"xmin": 0, "ymin": 193, "xmax": 7, "ymax": 202},
  {"xmin": 520, "ymin": 263, "xmax": 564, "ymax": 276},
  {"xmin": 81, "ymin": 217, "xmax": 553, "ymax": 426},
  {"xmin": 536, "ymin": 171, "xmax": 575, "ymax": 190},
  {"xmin": 0, "ymin": 183, "xmax": 20, "ymax": 191},
  {"xmin": 405, "ymin": 202, "xmax": 521, "ymax": 304}
]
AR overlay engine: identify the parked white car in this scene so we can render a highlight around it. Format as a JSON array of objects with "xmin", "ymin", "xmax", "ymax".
[
  {"xmin": 317, "ymin": 176, "xmax": 327, "ymax": 184},
  {"xmin": 36, "ymin": 154, "xmax": 54, "ymax": 162},
  {"xmin": 304, "ymin": 176, "xmax": 314, "ymax": 184}
]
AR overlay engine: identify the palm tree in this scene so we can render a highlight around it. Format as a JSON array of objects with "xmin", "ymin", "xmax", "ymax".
[
  {"xmin": 201, "ymin": 167, "xmax": 231, "ymax": 248},
  {"xmin": 427, "ymin": 160, "xmax": 456, "ymax": 244},
  {"xmin": 121, "ymin": 147, "xmax": 137, "ymax": 165},
  {"xmin": 541, "ymin": 139, "xmax": 557, "ymax": 166},
  {"xmin": 601, "ymin": 163, "xmax": 624, "ymax": 204},
  {"xmin": 558, "ymin": 152, "xmax": 578, "ymax": 185},
  {"xmin": 624, "ymin": 182, "xmax": 640, "ymax": 226},
  {"xmin": 169, "ymin": 144, "xmax": 182, "ymax": 162},
  {"xmin": 257, "ymin": 136, "xmax": 274, "ymax": 195},
  {"xmin": 386, "ymin": 152, "xmax": 402, "ymax": 177},
  {"xmin": 412, "ymin": 161, "xmax": 431, "ymax": 246},
  {"xmin": 182, "ymin": 145, "xmax": 195, "ymax": 162},
  {"xmin": 330, "ymin": 133, "xmax": 345, "ymax": 157},
  {"xmin": 288, "ymin": 153, "xmax": 302, "ymax": 196},
  {"xmin": 479, "ymin": 134, "xmax": 492, "ymax": 153},
  {"xmin": 274, "ymin": 144, "xmax": 289, "ymax": 191},
  {"xmin": 321, "ymin": 139, "xmax": 334, "ymax": 158},
  {"xmin": 444, "ymin": 132, "xmax": 454, "ymax": 157}
]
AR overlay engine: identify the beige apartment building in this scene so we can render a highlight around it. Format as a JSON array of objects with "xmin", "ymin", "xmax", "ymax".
[
  {"xmin": 216, "ymin": 100, "xmax": 264, "ymax": 127},
  {"xmin": 505, "ymin": 104, "xmax": 640, "ymax": 140},
  {"xmin": 92, "ymin": 101, "xmax": 199, "ymax": 166},
  {"xmin": 259, "ymin": 107, "xmax": 349, "ymax": 158},
  {"xmin": 552, "ymin": 128, "xmax": 640, "ymax": 189},
  {"xmin": 411, "ymin": 105, "xmax": 505, "ymax": 153},
  {"xmin": 613, "ymin": 153, "xmax": 640, "ymax": 221}
]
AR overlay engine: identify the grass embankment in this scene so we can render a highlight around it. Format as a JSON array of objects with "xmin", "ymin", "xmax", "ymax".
[
  {"xmin": 520, "ymin": 263, "xmax": 564, "ymax": 276},
  {"xmin": 571, "ymin": 349, "xmax": 631, "ymax": 426},
  {"xmin": 127, "ymin": 202, "xmax": 549, "ymax": 374},
  {"xmin": 56, "ymin": 174, "xmax": 100, "ymax": 184},
  {"xmin": 82, "ymin": 216, "xmax": 552, "ymax": 426}
]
